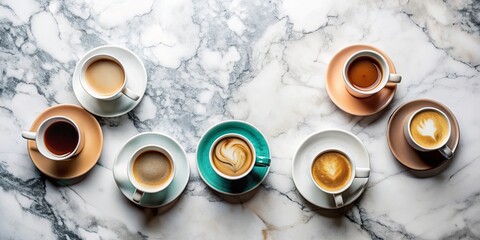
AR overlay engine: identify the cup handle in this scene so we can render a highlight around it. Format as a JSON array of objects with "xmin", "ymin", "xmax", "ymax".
[
  {"xmin": 132, "ymin": 189, "xmax": 144, "ymax": 203},
  {"xmin": 388, "ymin": 73, "xmax": 402, "ymax": 84},
  {"xmin": 22, "ymin": 131, "xmax": 36, "ymax": 140},
  {"xmin": 355, "ymin": 167, "xmax": 370, "ymax": 178},
  {"xmin": 438, "ymin": 145, "xmax": 454, "ymax": 160},
  {"xmin": 122, "ymin": 87, "xmax": 140, "ymax": 101},
  {"xmin": 254, "ymin": 156, "xmax": 270, "ymax": 167},
  {"xmin": 333, "ymin": 193, "xmax": 344, "ymax": 208}
]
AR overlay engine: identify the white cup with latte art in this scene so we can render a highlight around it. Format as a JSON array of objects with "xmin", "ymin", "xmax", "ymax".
[
  {"xmin": 209, "ymin": 133, "xmax": 270, "ymax": 180},
  {"xmin": 310, "ymin": 149, "xmax": 369, "ymax": 208},
  {"xmin": 404, "ymin": 107, "xmax": 453, "ymax": 159},
  {"xmin": 127, "ymin": 145, "xmax": 176, "ymax": 203}
]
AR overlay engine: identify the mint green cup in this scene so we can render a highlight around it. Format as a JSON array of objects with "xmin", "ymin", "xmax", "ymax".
[{"xmin": 196, "ymin": 120, "xmax": 271, "ymax": 195}]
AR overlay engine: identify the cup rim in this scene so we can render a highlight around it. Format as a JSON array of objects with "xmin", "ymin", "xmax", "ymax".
[
  {"xmin": 310, "ymin": 148, "xmax": 356, "ymax": 195},
  {"xmin": 127, "ymin": 144, "xmax": 176, "ymax": 193},
  {"xmin": 209, "ymin": 133, "xmax": 256, "ymax": 180},
  {"xmin": 36, "ymin": 116, "xmax": 82, "ymax": 161},
  {"xmin": 343, "ymin": 50, "xmax": 390, "ymax": 95},
  {"xmin": 406, "ymin": 107, "xmax": 452, "ymax": 151},
  {"xmin": 80, "ymin": 53, "xmax": 127, "ymax": 100}
]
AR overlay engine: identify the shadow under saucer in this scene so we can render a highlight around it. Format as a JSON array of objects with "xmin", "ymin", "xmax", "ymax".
[
  {"xmin": 122, "ymin": 189, "xmax": 184, "ymax": 215},
  {"xmin": 407, "ymin": 150, "xmax": 456, "ymax": 178},
  {"xmin": 207, "ymin": 184, "xmax": 261, "ymax": 204},
  {"xmin": 298, "ymin": 186, "xmax": 369, "ymax": 218},
  {"xmin": 45, "ymin": 171, "xmax": 90, "ymax": 186}
]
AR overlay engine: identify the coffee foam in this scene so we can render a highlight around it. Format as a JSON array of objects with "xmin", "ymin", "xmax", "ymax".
[
  {"xmin": 132, "ymin": 150, "xmax": 172, "ymax": 189},
  {"xmin": 312, "ymin": 151, "xmax": 352, "ymax": 192},
  {"xmin": 410, "ymin": 110, "xmax": 449, "ymax": 149},
  {"xmin": 212, "ymin": 137, "xmax": 253, "ymax": 177},
  {"xmin": 86, "ymin": 59, "xmax": 124, "ymax": 96}
]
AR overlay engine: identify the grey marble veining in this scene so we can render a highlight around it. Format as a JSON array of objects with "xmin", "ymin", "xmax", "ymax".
[{"xmin": 1, "ymin": 0, "xmax": 480, "ymax": 239}]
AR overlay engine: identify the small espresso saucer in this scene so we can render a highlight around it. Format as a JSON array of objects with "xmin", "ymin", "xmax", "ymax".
[
  {"xmin": 72, "ymin": 45, "xmax": 147, "ymax": 117},
  {"xmin": 113, "ymin": 132, "xmax": 189, "ymax": 208},
  {"xmin": 26, "ymin": 104, "xmax": 103, "ymax": 180},
  {"xmin": 326, "ymin": 44, "xmax": 397, "ymax": 116},
  {"xmin": 387, "ymin": 99, "xmax": 460, "ymax": 175},
  {"xmin": 292, "ymin": 129, "xmax": 370, "ymax": 209},
  {"xmin": 196, "ymin": 120, "xmax": 271, "ymax": 195}
]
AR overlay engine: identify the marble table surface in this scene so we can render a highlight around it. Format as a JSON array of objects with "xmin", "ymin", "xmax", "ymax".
[{"xmin": 1, "ymin": 0, "xmax": 480, "ymax": 239}]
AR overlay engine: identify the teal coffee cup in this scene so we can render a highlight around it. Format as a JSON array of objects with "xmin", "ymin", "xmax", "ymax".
[
  {"xmin": 197, "ymin": 120, "xmax": 272, "ymax": 194},
  {"xmin": 209, "ymin": 133, "xmax": 270, "ymax": 181}
]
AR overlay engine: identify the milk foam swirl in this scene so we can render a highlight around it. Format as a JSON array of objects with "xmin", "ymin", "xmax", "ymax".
[{"xmin": 213, "ymin": 138, "xmax": 252, "ymax": 173}]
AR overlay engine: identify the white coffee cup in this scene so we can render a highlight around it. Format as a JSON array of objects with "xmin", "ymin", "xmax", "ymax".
[
  {"xmin": 127, "ymin": 145, "xmax": 175, "ymax": 203},
  {"xmin": 343, "ymin": 50, "xmax": 401, "ymax": 98},
  {"xmin": 21, "ymin": 116, "xmax": 84, "ymax": 161},
  {"xmin": 404, "ymin": 107, "xmax": 453, "ymax": 159},
  {"xmin": 209, "ymin": 133, "xmax": 270, "ymax": 181},
  {"xmin": 310, "ymin": 149, "xmax": 369, "ymax": 208},
  {"xmin": 80, "ymin": 54, "xmax": 140, "ymax": 101}
]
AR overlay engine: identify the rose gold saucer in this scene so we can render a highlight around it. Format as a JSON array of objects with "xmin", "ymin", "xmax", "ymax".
[
  {"xmin": 387, "ymin": 99, "xmax": 460, "ymax": 174},
  {"xmin": 326, "ymin": 44, "xmax": 397, "ymax": 116},
  {"xmin": 26, "ymin": 104, "xmax": 103, "ymax": 179}
]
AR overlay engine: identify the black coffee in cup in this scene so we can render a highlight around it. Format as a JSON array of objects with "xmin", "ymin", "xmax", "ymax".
[{"xmin": 44, "ymin": 121, "xmax": 79, "ymax": 156}]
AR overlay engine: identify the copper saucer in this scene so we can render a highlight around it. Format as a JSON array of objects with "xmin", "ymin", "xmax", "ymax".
[
  {"xmin": 387, "ymin": 99, "xmax": 460, "ymax": 174},
  {"xmin": 326, "ymin": 44, "xmax": 397, "ymax": 116},
  {"xmin": 26, "ymin": 104, "xmax": 103, "ymax": 179}
]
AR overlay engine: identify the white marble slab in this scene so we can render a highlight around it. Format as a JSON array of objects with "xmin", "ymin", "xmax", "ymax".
[{"xmin": 1, "ymin": 0, "xmax": 479, "ymax": 239}]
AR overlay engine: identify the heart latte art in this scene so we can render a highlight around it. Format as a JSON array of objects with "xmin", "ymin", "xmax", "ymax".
[
  {"xmin": 410, "ymin": 110, "xmax": 449, "ymax": 149},
  {"xmin": 311, "ymin": 151, "xmax": 352, "ymax": 192},
  {"xmin": 212, "ymin": 137, "xmax": 254, "ymax": 177}
]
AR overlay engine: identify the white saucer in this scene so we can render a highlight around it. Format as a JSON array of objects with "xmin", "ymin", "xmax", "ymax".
[
  {"xmin": 72, "ymin": 45, "xmax": 147, "ymax": 117},
  {"xmin": 113, "ymin": 132, "xmax": 190, "ymax": 208},
  {"xmin": 292, "ymin": 129, "xmax": 370, "ymax": 209}
]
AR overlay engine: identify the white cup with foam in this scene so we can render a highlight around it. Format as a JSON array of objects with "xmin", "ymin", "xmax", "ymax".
[{"xmin": 404, "ymin": 107, "xmax": 453, "ymax": 159}]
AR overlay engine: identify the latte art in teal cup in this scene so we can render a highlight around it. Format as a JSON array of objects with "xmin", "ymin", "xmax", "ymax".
[
  {"xmin": 210, "ymin": 133, "xmax": 270, "ymax": 181},
  {"xmin": 197, "ymin": 120, "xmax": 271, "ymax": 195}
]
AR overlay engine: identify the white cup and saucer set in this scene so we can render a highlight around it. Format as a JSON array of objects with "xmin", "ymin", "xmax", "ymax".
[
  {"xmin": 112, "ymin": 132, "xmax": 190, "ymax": 208},
  {"xmin": 72, "ymin": 45, "xmax": 147, "ymax": 117},
  {"xmin": 292, "ymin": 129, "xmax": 371, "ymax": 209}
]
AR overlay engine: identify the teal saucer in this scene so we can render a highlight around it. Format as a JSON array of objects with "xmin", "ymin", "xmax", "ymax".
[
  {"xmin": 113, "ymin": 132, "xmax": 189, "ymax": 207},
  {"xmin": 196, "ymin": 120, "xmax": 271, "ymax": 195}
]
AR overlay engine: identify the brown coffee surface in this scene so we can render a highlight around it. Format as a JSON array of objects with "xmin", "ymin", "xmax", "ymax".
[
  {"xmin": 85, "ymin": 59, "xmax": 124, "ymax": 96},
  {"xmin": 347, "ymin": 56, "xmax": 382, "ymax": 90},
  {"xmin": 312, "ymin": 151, "xmax": 352, "ymax": 192},
  {"xmin": 132, "ymin": 150, "xmax": 172, "ymax": 188},
  {"xmin": 410, "ymin": 110, "xmax": 449, "ymax": 148},
  {"xmin": 44, "ymin": 121, "xmax": 79, "ymax": 156},
  {"xmin": 212, "ymin": 137, "xmax": 253, "ymax": 177}
]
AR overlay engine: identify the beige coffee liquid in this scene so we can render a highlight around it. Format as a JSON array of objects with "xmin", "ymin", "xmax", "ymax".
[
  {"xmin": 410, "ymin": 110, "xmax": 449, "ymax": 149},
  {"xmin": 312, "ymin": 151, "xmax": 352, "ymax": 192},
  {"xmin": 212, "ymin": 137, "xmax": 253, "ymax": 177},
  {"xmin": 132, "ymin": 150, "xmax": 172, "ymax": 189},
  {"xmin": 85, "ymin": 59, "xmax": 125, "ymax": 96}
]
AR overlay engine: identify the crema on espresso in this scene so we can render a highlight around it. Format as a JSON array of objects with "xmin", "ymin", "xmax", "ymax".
[{"xmin": 311, "ymin": 151, "xmax": 352, "ymax": 192}]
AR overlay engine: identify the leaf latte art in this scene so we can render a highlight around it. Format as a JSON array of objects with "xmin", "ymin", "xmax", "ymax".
[
  {"xmin": 212, "ymin": 137, "xmax": 254, "ymax": 177},
  {"xmin": 312, "ymin": 151, "xmax": 352, "ymax": 192},
  {"xmin": 410, "ymin": 110, "xmax": 449, "ymax": 149},
  {"xmin": 417, "ymin": 119, "xmax": 437, "ymax": 141}
]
